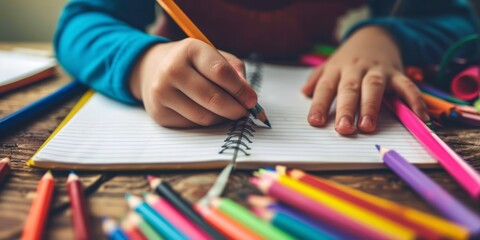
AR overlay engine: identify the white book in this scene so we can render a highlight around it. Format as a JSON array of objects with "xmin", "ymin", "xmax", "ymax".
[
  {"xmin": 0, "ymin": 50, "xmax": 56, "ymax": 93},
  {"xmin": 29, "ymin": 63, "xmax": 436, "ymax": 170}
]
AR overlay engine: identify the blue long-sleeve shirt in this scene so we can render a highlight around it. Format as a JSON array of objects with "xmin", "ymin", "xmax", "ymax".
[{"xmin": 54, "ymin": 0, "xmax": 476, "ymax": 104}]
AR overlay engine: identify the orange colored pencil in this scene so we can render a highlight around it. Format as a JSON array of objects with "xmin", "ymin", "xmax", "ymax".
[
  {"xmin": 21, "ymin": 171, "xmax": 55, "ymax": 240},
  {"xmin": 67, "ymin": 171, "xmax": 92, "ymax": 240},
  {"xmin": 156, "ymin": 0, "xmax": 271, "ymax": 128},
  {"xmin": 194, "ymin": 204, "xmax": 264, "ymax": 240},
  {"xmin": 422, "ymin": 93, "xmax": 456, "ymax": 114}
]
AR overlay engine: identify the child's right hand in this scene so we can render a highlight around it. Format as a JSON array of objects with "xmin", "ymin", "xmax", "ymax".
[{"xmin": 129, "ymin": 38, "xmax": 258, "ymax": 128}]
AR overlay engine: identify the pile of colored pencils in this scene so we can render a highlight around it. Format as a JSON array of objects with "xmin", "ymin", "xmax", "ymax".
[
  {"xmin": 102, "ymin": 167, "xmax": 478, "ymax": 240},
  {"xmin": 249, "ymin": 166, "xmax": 472, "ymax": 240}
]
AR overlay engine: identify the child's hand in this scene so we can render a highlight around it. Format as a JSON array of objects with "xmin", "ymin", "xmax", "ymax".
[
  {"xmin": 130, "ymin": 38, "xmax": 257, "ymax": 128},
  {"xmin": 302, "ymin": 26, "xmax": 429, "ymax": 135}
]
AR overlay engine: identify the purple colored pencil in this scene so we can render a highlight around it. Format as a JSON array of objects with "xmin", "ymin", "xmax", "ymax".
[{"xmin": 376, "ymin": 145, "xmax": 480, "ymax": 236}]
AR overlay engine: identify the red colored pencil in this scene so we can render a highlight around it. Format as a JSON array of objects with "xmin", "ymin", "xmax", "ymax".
[
  {"xmin": 67, "ymin": 171, "xmax": 92, "ymax": 240},
  {"xmin": 21, "ymin": 171, "xmax": 55, "ymax": 240},
  {"xmin": 121, "ymin": 218, "xmax": 147, "ymax": 240},
  {"xmin": 0, "ymin": 157, "xmax": 12, "ymax": 183}
]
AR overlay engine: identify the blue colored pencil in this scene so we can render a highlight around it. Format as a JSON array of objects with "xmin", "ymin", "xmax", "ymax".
[
  {"xmin": 377, "ymin": 145, "xmax": 480, "ymax": 237},
  {"xmin": 102, "ymin": 217, "xmax": 129, "ymax": 240},
  {"xmin": 0, "ymin": 81, "xmax": 86, "ymax": 136},
  {"xmin": 418, "ymin": 84, "xmax": 469, "ymax": 105},
  {"xmin": 126, "ymin": 193, "xmax": 187, "ymax": 240}
]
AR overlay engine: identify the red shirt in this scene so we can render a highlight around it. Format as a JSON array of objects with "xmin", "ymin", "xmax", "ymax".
[{"xmin": 154, "ymin": 0, "xmax": 364, "ymax": 57}]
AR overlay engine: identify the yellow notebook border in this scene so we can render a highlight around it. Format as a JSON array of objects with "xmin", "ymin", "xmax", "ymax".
[{"xmin": 27, "ymin": 90, "xmax": 96, "ymax": 167}]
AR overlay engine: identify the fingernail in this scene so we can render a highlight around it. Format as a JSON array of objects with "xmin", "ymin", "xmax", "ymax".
[
  {"xmin": 421, "ymin": 112, "xmax": 431, "ymax": 122},
  {"xmin": 360, "ymin": 115, "xmax": 375, "ymax": 130},
  {"xmin": 310, "ymin": 113, "xmax": 325, "ymax": 125},
  {"xmin": 338, "ymin": 116, "xmax": 353, "ymax": 129},
  {"xmin": 245, "ymin": 95, "xmax": 257, "ymax": 108}
]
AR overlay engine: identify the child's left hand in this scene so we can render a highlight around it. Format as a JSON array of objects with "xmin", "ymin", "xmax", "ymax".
[{"xmin": 302, "ymin": 26, "xmax": 429, "ymax": 135}]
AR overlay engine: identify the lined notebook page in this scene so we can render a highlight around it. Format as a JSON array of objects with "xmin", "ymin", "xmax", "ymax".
[
  {"xmin": 33, "ymin": 63, "xmax": 436, "ymax": 170},
  {"xmin": 33, "ymin": 94, "xmax": 231, "ymax": 166},
  {"xmin": 237, "ymin": 64, "xmax": 435, "ymax": 166}
]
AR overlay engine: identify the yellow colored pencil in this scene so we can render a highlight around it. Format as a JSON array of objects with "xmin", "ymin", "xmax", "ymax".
[
  {"xmin": 156, "ymin": 0, "xmax": 271, "ymax": 128},
  {"xmin": 276, "ymin": 174, "xmax": 416, "ymax": 240},
  {"xmin": 317, "ymin": 175, "xmax": 469, "ymax": 239}
]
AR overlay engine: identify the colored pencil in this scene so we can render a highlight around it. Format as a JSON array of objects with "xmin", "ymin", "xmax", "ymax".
[
  {"xmin": 422, "ymin": 93, "xmax": 456, "ymax": 114},
  {"xmin": 248, "ymin": 195, "xmax": 355, "ymax": 240},
  {"xmin": 102, "ymin": 217, "xmax": 129, "ymax": 240},
  {"xmin": 255, "ymin": 208, "xmax": 336, "ymax": 240},
  {"xmin": 126, "ymin": 193, "xmax": 187, "ymax": 240},
  {"xmin": 377, "ymin": 145, "xmax": 480, "ymax": 236},
  {"xmin": 0, "ymin": 81, "xmax": 86, "ymax": 136},
  {"xmin": 272, "ymin": 173, "xmax": 416, "ymax": 239},
  {"xmin": 148, "ymin": 176, "xmax": 225, "ymax": 240},
  {"xmin": 125, "ymin": 212, "xmax": 164, "ymax": 240},
  {"xmin": 67, "ymin": 171, "xmax": 92, "ymax": 240},
  {"xmin": 21, "ymin": 171, "xmax": 55, "ymax": 240},
  {"xmin": 194, "ymin": 204, "xmax": 264, "ymax": 240},
  {"xmin": 287, "ymin": 169, "xmax": 468, "ymax": 239},
  {"xmin": 0, "ymin": 157, "xmax": 12, "ymax": 183},
  {"xmin": 211, "ymin": 198, "xmax": 294, "ymax": 240},
  {"xmin": 252, "ymin": 177, "xmax": 391, "ymax": 239},
  {"xmin": 121, "ymin": 218, "xmax": 147, "ymax": 240},
  {"xmin": 418, "ymin": 84, "xmax": 469, "ymax": 105},
  {"xmin": 144, "ymin": 193, "xmax": 210, "ymax": 240},
  {"xmin": 287, "ymin": 169, "xmax": 466, "ymax": 239},
  {"xmin": 384, "ymin": 96, "xmax": 480, "ymax": 200},
  {"xmin": 156, "ymin": 0, "xmax": 271, "ymax": 128},
  {"xmin": 300, "ymin": 54, "xmax": 326, "ymax": 67}
]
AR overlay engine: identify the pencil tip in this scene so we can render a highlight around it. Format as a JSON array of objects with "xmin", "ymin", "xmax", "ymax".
[
  {"xmin": 1, "ymin": 156, "xmax": 11, "ymax": 164},
  {"xmin": 375, "ymin": 144, "xmax": 381, "ymax": 151},
  {"xmin": 67, "ymin": 171, "xmax": 79, "ymax": 182},
  {"xmin": 44, "ymin": 171, "xmax": 53, "ymax": 179},
  {"xmin": 146, "ymin": 175, "xmax": 155, "ymax": 182},
  {"xmin": 264, "ymin": 119, "xmax": 271, "ymax": 128}
]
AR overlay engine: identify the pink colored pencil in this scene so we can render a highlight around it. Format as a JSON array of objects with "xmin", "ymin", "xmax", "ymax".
[
  {"xmin": 252, "ymin": 177, "xmax": 392, "ymax": 240},
  {"xmin": 144, "ymin": 193, "xmax": 210, "ymax": 240},
  {"xmin": 300, "ymin": 54, "xmax": 326, "ymax": 67},
  {"xmin": 384, "ymin": 97, "xmax": 480, "ymax": 200}
]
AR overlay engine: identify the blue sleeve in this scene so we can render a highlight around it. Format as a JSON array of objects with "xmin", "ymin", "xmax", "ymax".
[
  {"xmin": 54, "ymin": 0, "xmax": 170, "ymax": 104},
  {"xmin": 344, "ymin": 0, "xmax": 476, "ymax": 66}
]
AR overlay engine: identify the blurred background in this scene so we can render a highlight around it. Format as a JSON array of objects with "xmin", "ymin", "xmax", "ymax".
[
  {"xmin": 0, "ymin": 0, "xmax": 479, "ymax": 42},
  {"xmin": 0, "ymin": 0, "xmax": 67, "ymax": 42}
]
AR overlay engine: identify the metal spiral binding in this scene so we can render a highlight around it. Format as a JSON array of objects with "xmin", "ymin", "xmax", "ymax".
[
  {"xmin": 219, "ymin": 117, "xmax": 257, "ymax": 158},
  {"xmin": 218, "ymin": 56, "xmax": 263, "ymax": 162}
]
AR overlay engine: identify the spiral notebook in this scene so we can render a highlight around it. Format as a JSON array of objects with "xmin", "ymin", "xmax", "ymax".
[{"xmin": 29, "ymin": 63, "xmax": 436, "ymax": 170}]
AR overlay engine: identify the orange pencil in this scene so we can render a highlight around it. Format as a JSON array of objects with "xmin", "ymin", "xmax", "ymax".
[
  {"xmin": 194, "ymin": 204, "xmax": 264, "ymax": 240},
  {"xmin": 156, "ymin": 0, "xmax": 271, "ymax": 128},
  {"xmin": 422, "ymin": 93, "xmax": 456, "ymax": 114},
  {"xmin": 21, "ymin": 171, "xmax": 55, "ymax": 240}
]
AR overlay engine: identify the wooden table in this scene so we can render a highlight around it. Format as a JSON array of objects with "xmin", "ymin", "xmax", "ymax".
[{"xmin": 0, "ymin": 43, "xmax": 479, "ymax": 239}]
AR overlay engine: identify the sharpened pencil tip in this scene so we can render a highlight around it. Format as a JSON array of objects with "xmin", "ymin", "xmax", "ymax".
[
  {"xmin": 146, "ymin": 175, "xmax": 156, "ymax": 182},
  {"xmin": 264, "ymin": 119, "xmax": 271, "ymax": 128},
  {"xmin": 375, "ymin": 144, "xmax": 381, "ymax": 151}
]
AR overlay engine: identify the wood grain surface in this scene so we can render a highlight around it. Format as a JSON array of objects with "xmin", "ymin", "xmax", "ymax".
[{"xmin": 0, "ymin": 43, "xmax": 479, "ymax": 239}]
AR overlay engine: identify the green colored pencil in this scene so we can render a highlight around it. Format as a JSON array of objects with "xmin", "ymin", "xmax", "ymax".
[
  {"xmin": 211, "ymin": 198, "xmax": 294, "ymax": 240},
  {"xmin": 126, "ymin": 212, "xmax": 164, "ymax": 240}
]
